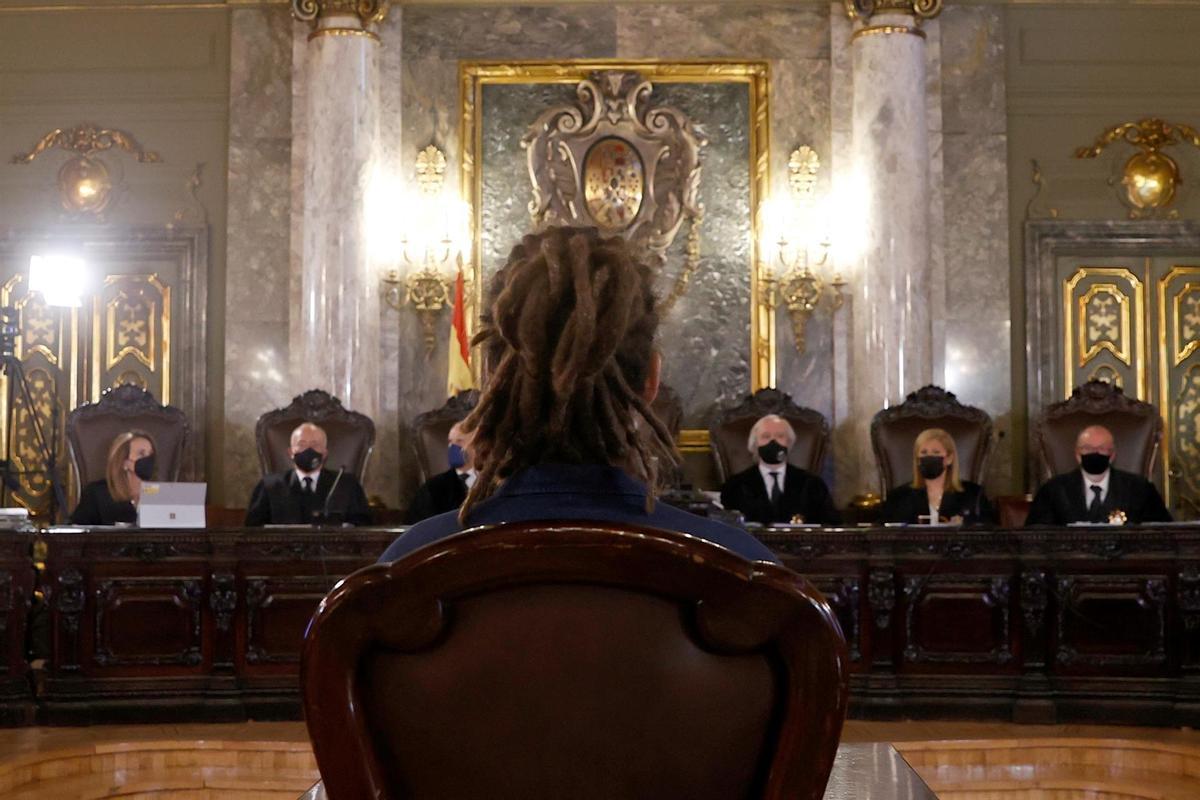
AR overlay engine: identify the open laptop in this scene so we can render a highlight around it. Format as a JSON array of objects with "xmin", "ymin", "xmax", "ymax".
[{"xmin": 138, "ymin": 482, "xmax": 207, "ymax": 528}]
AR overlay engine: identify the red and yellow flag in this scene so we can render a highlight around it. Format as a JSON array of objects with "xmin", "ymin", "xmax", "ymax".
[{"xmin": 447, "ymin": 268, "xmax": 475, "ymax": 395}]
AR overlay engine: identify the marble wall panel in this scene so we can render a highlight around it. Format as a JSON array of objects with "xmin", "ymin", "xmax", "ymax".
[
  {"xmin": 614, "ymin": 4, "xmax": 828, "ymax": 59},
  {"xmin": 940, "ymin": 7, "xmax": 1013, "ymax": 494},
  {"xmin": 401, "ymin": 5, "xmax": 617, "ymax": 60},
  {"xmin": 224, "ymin": 6, "xmax": 293, "ymax": 505},
  {"xmin": 223, "ymin": 320, "xmax": 290, "ymax": 502}
]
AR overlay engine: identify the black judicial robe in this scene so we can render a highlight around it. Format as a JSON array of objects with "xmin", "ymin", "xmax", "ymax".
[
  {"xmin": 244, "ymin": 468, "xmax": 372, "ymax": 526},
  {"xmin": 883, "ymin": 481, "xmax": 994, "ymax": 525},
  {"xmin": 406, "ymin": 468, "xmax": 468, "ymax": 524},
  {"xmin": 1025, "ymin": 467, "xmax": 1171, "ymax": 526},
  {"xmin": 70, "ymin": 479, "xmax": 137, "ymax": 526},
  {"xmin": 719, "ymin": 463, "xmax": 841, "ymax": 525}
]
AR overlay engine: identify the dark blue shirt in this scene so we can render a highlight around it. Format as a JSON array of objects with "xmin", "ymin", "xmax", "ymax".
[{"xmin": 380, "ymin": 463, "xmax": 780, "ymax": 564}]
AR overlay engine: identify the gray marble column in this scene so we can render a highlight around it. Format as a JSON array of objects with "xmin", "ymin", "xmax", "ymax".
[
  {"xmin": 845, "ymin": 1, "xmax": 940, "ymax": 497},
  {"xmin": 291, "ymin": 0, "xmax": 386, "ymax": 421}
]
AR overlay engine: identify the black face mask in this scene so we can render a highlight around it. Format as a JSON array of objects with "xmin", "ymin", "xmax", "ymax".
[
  {"xmin": 918, "ymin": 455, "xmax": 945, "ymax": 481},
  {"xmin": 1080, "ymin": 452, "xmax": 1111, "ymax": 476},
  {"xmin": 133, "ymin": 454, "xmax": 155, "ymax": 482},
  {"xmin": 293, "ymin": 447, "xmax": 323, "ymax": 472},
  {"xmin": 757, "ymin": 440, "xmax": 788, "ymax": 465}
]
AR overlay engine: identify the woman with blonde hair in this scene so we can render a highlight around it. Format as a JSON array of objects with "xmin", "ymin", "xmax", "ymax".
[
  {"xmin": 882, "ymin": 427, "xmax": 993, "ymax": 525},
  {"xmin": 70, "ymin": 430, "xmax": 157, "ymax": 525}
]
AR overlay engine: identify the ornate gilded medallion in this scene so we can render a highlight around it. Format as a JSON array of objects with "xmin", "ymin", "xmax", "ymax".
[{"xmin": 583, "ymin": 137, "xmax": 644, "ymax": 231}]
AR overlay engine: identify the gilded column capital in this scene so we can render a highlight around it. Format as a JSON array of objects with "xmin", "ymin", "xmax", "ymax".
[
  {"xmin": 292, "ymin": 0, "xmax": 389, "ymax": 37},
  {"xmin": 844, "ymin": 0, "xmax": 942, "ymax": 22}
]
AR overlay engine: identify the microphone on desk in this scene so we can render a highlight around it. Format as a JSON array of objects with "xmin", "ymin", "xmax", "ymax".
[{"xmin": 321, "ymin": 465, "xmax": 345, "ymax": 524}]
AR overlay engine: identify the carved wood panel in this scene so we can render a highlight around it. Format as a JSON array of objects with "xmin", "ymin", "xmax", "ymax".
[
  {"xmin": 244, "ymin": 575, "xmax": 340, "ymax": 666},
  {"xmin": 1054, "ymin": 574, "xmax": 1169, "ymax": 668},
  {"xmin": 1062, "ymin": 263, "xmax": 1147, "ymax": 398},
  {"xmin": 809, "ymin": 576, "xmax": 861, "ymax": 662},
  {"xmin": 93, "ymin": 576, "xmax": 204, "ymax": 668},
  {"xmin": 901, "ymin": 575, "xmax": 1014, "ymax": 666}
]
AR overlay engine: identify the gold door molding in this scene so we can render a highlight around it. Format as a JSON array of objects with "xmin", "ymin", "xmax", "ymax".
[
  {"xmin": 1159, "ymin": 266, "xmax": 1200, "ymax": 514},
  {"xmin": 1062, "ymin": 266, "xmax": 1147, "ymax": 400},
  {"xmin": 460, "ymin": 60, "xmax": 773, "ymax": 391}
]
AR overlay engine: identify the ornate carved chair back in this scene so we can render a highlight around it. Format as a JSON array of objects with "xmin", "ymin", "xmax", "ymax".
[
  {"xmin": 870, "ymin": 385, "xmax": 993, "ymax": 494},
  {"xmin": 255, "ymin": 390, "xmax": 375, "ymax": 481},
  {"xmin": 1035, "ymin": 379, "xmax": 1161, "ymax": 482},
  {"xmin": 410, "ymin": 390, "xmax": 478, "ymax": 482},
  {"xmin": 708, "ymin": 388, "xmax": 829, "ymax": 484},
  {"xmin": 66, "ymin": 384, "xmax": 189, "ymax": 496},
  {"xmin": 303, "ymin": 521, "xmax": 849, "ymax": 800}
]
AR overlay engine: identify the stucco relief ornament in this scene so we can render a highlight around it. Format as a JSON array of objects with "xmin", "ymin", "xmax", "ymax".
[
  {"xmin": 521, "ymin": 70, "xmax": 707, "ymax": 315},
  {"xmin": 844, "ymin": 0, "xmax": 942, "ymax": 20},
  {"xmin": 291, "ymin": 0, "xmax": 389, "ymax": 33}
]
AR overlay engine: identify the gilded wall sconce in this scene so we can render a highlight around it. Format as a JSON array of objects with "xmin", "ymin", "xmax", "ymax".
[
  {"xmin": 378, "ymin": 145, "xmax": 469, "ymax": 358},
  {"xmin": 11, "ymin": 124, "xmax": 160, "ymax": 217},
  {"xmin": 1075, "ymin": 118, "xmax": 1200, "ymax": 218},
  {"xmin": 761, "ymin": 146, "xmax": 847, "ymax": 355}
]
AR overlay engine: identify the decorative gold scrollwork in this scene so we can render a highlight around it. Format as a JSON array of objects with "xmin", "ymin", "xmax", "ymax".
[
  {"xmin": 11, "ymin": 124, "xmax": 161, "ymax": 165},
  {"xmin": 1174, "ymin": 284, "xmax": 1200, "ymax": 366},
  {"xmin": 522, "ymin": 70, "xmax": 706, "ymax": 315},
  {"xmin": 94, "ymin": 275, "xmax": 171, "ymax": 404},
  {"xmin": 1075, "ymin": 118, "xmax": 1200, "ymax": 217}
]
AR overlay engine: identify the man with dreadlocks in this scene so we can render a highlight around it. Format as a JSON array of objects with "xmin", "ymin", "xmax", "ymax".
[{"xmin": 381, "ymin": 226, "xmax": 778, "ymax": 564}]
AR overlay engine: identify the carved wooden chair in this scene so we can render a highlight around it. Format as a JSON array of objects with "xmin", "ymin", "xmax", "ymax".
[
  {"xmin": 1034, "ymin": 379, "xmax": 1161, "ymax": 482},
  {"xmin": 303, "ymin": 520, "xmax": 849, "ymax": 800},
  {"xmin": 410, "ymin": 390, "xmax": 478, "ymax": 483},
  {"xmin": 255, "ymin": 390, "xmax": 375, "ymax": 480},
  {"xmin": 66, "ymin": 384, "xmax": 189, "ymax": 495},
  {"xmin": 708, "ymin": 388, "xmax": 830, "ymax": 484},
  {"xmin": 870, "ymin": 385, "xmax": 993, "ymax": 494}
]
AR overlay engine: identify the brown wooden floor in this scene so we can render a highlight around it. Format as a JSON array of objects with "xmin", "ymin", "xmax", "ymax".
[{"xmin": 6, "ymin": 719, "xmax": 1200, "ymax": 798}]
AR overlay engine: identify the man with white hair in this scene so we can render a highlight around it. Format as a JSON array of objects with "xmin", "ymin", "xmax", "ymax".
[
  {"xmin": 1025, "ymin": 423, "xmax": 1170, "ymax": 525},
  {"xmin": 719, "ymin": 414, "xmax": 840, "ymax": 525},
  {"xmin": 245, "ymin": 421, "xmax": 372, "ymax": 526}
]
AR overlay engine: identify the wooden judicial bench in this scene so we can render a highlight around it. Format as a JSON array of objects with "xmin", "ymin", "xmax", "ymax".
[{"xmin": 4, "ymin": 523, "xmax": 1200, "ymax": 727}]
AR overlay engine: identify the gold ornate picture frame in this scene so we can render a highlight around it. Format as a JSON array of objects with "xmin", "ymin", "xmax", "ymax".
[{"xmin": 459, "ymin": 60, "xmax": 774, "ymax": 401}]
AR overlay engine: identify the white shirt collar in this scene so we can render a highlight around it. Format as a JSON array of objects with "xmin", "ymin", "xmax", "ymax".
[
  {"xmin": 758, "ymin": 461, "xmax": 786, "ymax": 492},
  {"xmin": 1082, "ymin": 468, "xmax": 1110, "ymax": 503},
  {"xmin": 457, "ymin": 467, "xmax": 477, "ymax": 489},
  {"xmin": 294, "ymin": 467, "xmax": 321, "ymax": 489}
]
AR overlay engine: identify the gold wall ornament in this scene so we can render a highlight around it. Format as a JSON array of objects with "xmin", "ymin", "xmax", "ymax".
[
  {"xmin": 12, "ymin": 123, "xmax": 160, "ymax": 218},
  {"xmin": 844, "ymin": 0, "xmax": 942, "ymax": 22},
  {"xmin": 1074, "ymin": 118, "xmax": 1200, "ymax": 217},
  {"xmin": 290, "ymin": 0, "xmax": 384, "ymax": 35},
  {"xmin": 521, "ymin": 69, "xmax": 707, "ymax": 316},
  {"xmin": 762, "ymin": 146, "xmax": 848, "ymax": 356}
]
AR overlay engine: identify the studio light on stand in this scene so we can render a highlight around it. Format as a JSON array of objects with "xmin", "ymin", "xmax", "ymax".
[{"xmin": 0, "ymin": 255, "xmax": 88, "ymax": 520}]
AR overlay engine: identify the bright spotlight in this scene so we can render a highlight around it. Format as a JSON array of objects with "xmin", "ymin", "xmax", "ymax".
[{"xmin": 28, "ymin": 254, "xmax": 87, "ymax": 308}]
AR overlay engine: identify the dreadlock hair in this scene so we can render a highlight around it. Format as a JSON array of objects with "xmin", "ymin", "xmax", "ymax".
[{"xmin": 458, "ymin": 226, "xmax": 678, "ymax": 521}]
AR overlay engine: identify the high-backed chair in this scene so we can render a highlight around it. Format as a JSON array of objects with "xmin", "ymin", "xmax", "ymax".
[
  {"xmin": 410, "ymin": 390, "xmax": 478, "ymax": 483},
  {"xmin": 303, "ymin": 520, "xmax": 849, "ymax": 800},
  {"xmin": 255, "ymin": 390, "xmax": 375, "ymax": 480},
  {"xmin": 708, "ymin": 388, "xmax": 829, "ymax": 484},
  {"xmin": 870, "ymin": 385, "xmax": 993, "ymax": 494},
  {"xmin": 1035, "ymin": 379, "xmax": 1161, "ymax": 482},
  {"xmin": 66, "ymin": 384, "xmax": 188, "ymax": 495}
]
